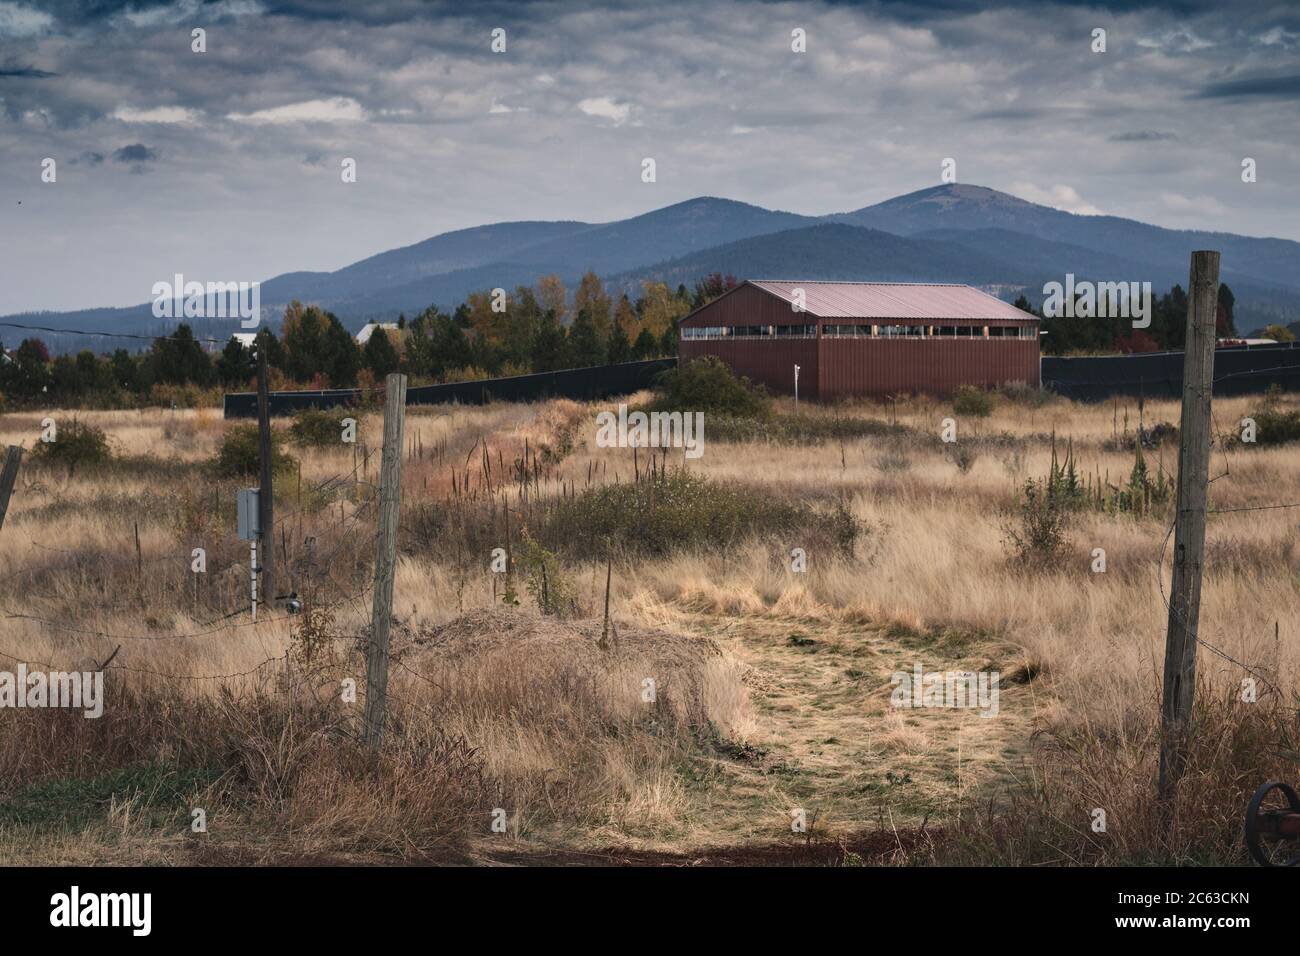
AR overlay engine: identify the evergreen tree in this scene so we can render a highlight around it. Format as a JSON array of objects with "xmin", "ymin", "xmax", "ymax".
[
  {"xmin": 151, "ymin": 324, "xmax": 213, "ymax": 385},
  {"xmin": 253, "ymin": 326, "xmax": 284, "ymax": 370},
  {"xmin": 659, "ymin": 320, "xmax": 678, "ymax": 357},
  {"xmin": 363, "ymin": 327, "xmax": 399, "ymax": 377},
  {"xmin": 217, "ymin": 338, "xmax": 253, "ymax": 386},
  {"xmin": 427, "ymin": 311, "xmax": 473, "ymax": 374},
  {"xmin": 532, "ymin": 310, "xmax": 569, "ymax": 372},
  {"xmin": 1217, "ymin": 283, "xmax": 1236, "ymax": 337},
  {"xmin": 110, "ymin": 349, "xmax": 137, "ymax": 391},
  {"xmin": 282, "ymin": 302, "xmax": 329, "ymax": 382},
  {"xmin": 322, "ymin": 313, "xmax": 361, "ymax": 387},
  {"xmin": 607, "ymin": 321, "xmax": 631, "ymax": 364},
  {"xmin": 632, "ymin": 328, "xmax": 658, "ymax": 360},
  {"xmin": 568, "ymin": 309, "xmax": 605, "ymax": 367}
]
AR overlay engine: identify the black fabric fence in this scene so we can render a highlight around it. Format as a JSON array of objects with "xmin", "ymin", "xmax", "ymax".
[
  {"xmin": 223, "ymin": 358, "xmax": 677, "ymax": 418},
  {"xmin": 1043, "ymin": 342, "xmax": 1300, "ymax": 402}
]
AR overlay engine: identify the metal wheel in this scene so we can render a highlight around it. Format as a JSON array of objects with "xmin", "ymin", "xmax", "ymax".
[{"xmin": 1244, "ymin": 780, "xmax": 1300, "ymax": 867}]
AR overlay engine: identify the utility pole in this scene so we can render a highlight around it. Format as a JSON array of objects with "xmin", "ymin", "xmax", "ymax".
[
  {"xmin": 363, "ymin": 373, "xmax": 408, "ymax": 751},
  {"xmin": 0, "ymin": 446, "xmax": 22, "ymax": 534},
  {"xmin": 1157, "ymin": 250, "xmax": 1220, "ymax": 815},
  {"xmin": 256, "ymin": 347, "xmax": 274, "ymax": 605}
]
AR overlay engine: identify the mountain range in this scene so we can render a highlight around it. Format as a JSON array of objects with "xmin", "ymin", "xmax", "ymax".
[{"xmin": 7, "ymin": 183, "xmax": 1299, "ymax": 353}]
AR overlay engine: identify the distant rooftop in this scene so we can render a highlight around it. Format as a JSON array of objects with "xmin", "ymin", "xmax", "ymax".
[
  {"xmin": 747, "ymin": 280, "xmax": 1037, "ymax": 321},
  {"xmin": 356, "ymin": 322, "xmax": 400, "ymax": 344}
]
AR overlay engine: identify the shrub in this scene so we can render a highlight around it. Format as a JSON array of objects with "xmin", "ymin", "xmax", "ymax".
[
  {"xmin": 998, "ymin": 382, "xmax": 1052, "ymax": 408},
  {"xmin": 212, "ymin": 423, "xmax": 296, "ymax": 479},
  {"xmin": 541, "ymin": 468, "xmax": 858, "ymax": 560},
  {"xmin": 518, "ymin": 530, "xmax": 578, "ymax": 617},
  {"xmin": 650, "ymin": 356, "xmax": 772, "ymax": 419},
  {"xmin": 874, "ymin": 447, "xmax": 913, "ymax": 473},
  {"xmin": 289, "ymin": 408, "xmax": 348, "ymax": 447},
  {"xmin": 442, "ymin": 366, "xmax": 491, "ymax": 383},
  {"xmin": 1254, "ymin": 407, "xmax": 1300, "ymax": 446},
  {"xmin": 948, "ymin": 444, "xmax": 978, "ymax": 473},
  {"xmin": 952, "ymin": 385, "xmax": 995, "ymax": 418},
  {"xmin": 1002, "ymin": 480, "xmax": 1070, "ymax": 566},
  {"xmin": 1245, "ymin": 389, "xmax": 1300, "ymax": 446},
  {"xmin": 707, "ymin": 412, "xmax": 899, "ymax": 445},
  {"xmin": 148, "ymin": 383, "xmax": 224, "ymax": 409},
  {"xmin": 29, "ymin": 418, "xmax": 112, "ymax": 472}
]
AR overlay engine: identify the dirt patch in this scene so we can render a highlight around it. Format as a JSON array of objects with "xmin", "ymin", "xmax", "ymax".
[{"xmin": 479, "ymin": 827, "xmax": 942, "ymax": 866}]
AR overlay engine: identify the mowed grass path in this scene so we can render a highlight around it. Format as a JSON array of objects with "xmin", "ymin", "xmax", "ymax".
[{"xmin": 475, "ymin": 606, "xmax": 1043, "ymax": 862}]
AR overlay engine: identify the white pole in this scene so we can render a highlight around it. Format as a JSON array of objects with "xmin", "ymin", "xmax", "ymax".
[{"xmin": 794, "ymin": 364, "xmax": 800, "ymax": 410}]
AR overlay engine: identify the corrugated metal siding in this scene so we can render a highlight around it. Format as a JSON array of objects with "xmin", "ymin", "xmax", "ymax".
[
  {"xmin": 818, "ymin": 338, "xmax": 1039, "ymax": 397},
  {"xmin": 680, "ymin": 282, "xmax": 808, "ymax": 327},
  {"xmin": 679, "ymin": 279, "xmax": 1041, "ymax": 399},
  {"xmin": 680, "ymin": 339, "xmax": 818, "ymax": 397}
]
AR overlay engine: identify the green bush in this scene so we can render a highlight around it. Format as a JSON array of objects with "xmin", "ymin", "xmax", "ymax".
[
  {"xmin": 29, "ymin": 418, "xmax": 112, "ymax": 472},
  {"xmin": 1233, "ymin": 388, "xmax": 1300, "ymax": 447},
  {"xmin": 1254, "ymin": 407, "xmax": 1300, "ymax": 446},
  {"xmin": 519, "ymin": 530, "xmax": 579, "ymax": 617},
  {"xmin": 541, "ymin": 469, "xmax": 859, "ymax": 559},
  {"xmin": 952, "ymin": 385, "xmax": 995, "ymax": 418},
  {"xmin": 649, "ymin": 356, "xmax": 772, "ymax": 419},
  {"xmin": 289, "ymin": 407, "xmax": 348, "ymax": 447},
  {"xmin": 998, "ymin": 382, "xmax": 1052, "ymax": 408},
  {"xmin": 1002, "ymin": 481, "xmax": 1070, "ymax": 567},
  {"xmin": 212, "ymin": 423, "xmax": 296, "ymax": 478}
]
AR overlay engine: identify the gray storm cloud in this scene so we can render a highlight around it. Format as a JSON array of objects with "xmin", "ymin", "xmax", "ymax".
[{"xmin": 0, "ymin": 0, "xmax": 1297, "ymax": 313}]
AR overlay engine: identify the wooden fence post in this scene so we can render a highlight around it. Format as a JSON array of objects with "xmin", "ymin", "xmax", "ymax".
[
  {"xmin": 0, "ymin": 446, "xmax": 22, "ymax": 534},
  {"xmin": 1157, "ymin": 250, "xmax": 1220, "ymax": 815},
  {"xmin": 363, "ymin": 373, "xmax": 408, "ymax": 751},
  {"xmin": 256, "ymin": 348, "xmax": 275, "ymax": 604}
]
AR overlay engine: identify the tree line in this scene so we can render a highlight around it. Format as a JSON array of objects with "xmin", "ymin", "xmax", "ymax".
[
  {"xmin": 0, "ymin": 272, "xmax": 740, "ymax": 408},
  {"xmin": 1019, "ymin": 282, "xmax": 1242, "ymax": 355}
]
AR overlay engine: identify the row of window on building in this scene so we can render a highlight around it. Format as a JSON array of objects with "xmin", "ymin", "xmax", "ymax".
[
  {"xmin": 681, "ymin": 324, "xmax": 818, "ymax": 339},
  {"xmin": 681, "ymin": 324, "xmax": 1035, "ymax": 340}
]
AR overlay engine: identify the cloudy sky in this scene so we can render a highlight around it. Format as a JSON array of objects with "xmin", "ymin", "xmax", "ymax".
[{"xmin": 1, "ymin": 0, "xmax": 1297, "ymax": 313}]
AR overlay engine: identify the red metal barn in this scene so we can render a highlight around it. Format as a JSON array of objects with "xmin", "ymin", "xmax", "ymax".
[{"xmin": 677, "ymin": 280, "xmax": 1040, "ymax": 400}]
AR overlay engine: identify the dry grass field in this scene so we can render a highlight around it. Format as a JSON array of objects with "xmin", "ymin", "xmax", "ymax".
[{"xmin": 1, "ymin": 385, "xmax": 1298, "ymax": 865}]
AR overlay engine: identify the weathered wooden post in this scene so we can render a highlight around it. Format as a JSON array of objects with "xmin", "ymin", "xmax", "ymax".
[
  {"xmin": 363, "ymin": 373, "xmax": 407, "ymax": 751},
  {"xmin": 256, "ymin": 348, "xmax": 275, "ymax": 604},
  {"xmin": 1157, "ymin": 250, "xmax": 1220, "ymax": 817},
  {"xmin": 0, "ymin": 446, "xmax": 23, "ymax": 534}
]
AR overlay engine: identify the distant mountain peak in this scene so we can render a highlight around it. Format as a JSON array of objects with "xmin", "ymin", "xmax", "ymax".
[
  {"xmin": 885, "ymin": 183, "xmax": 1039, "ymax": 209},
  {"xmin": 11, "ymin": 181, "xmax": 1299, "ymax": 352},
  {"xmin": 639, "ymin": 195, "xmax": 801, "ymax": 217}
]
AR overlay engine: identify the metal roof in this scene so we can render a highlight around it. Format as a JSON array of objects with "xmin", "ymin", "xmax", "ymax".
[{"xmin": 747, "ymin": 280, "xmax": 1037, "ymax": 322}]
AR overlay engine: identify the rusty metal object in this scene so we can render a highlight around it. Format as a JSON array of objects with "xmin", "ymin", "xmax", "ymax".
[{"xmin": 1245, "ymin": 780, "xmax": 1300, "ymax": 867}]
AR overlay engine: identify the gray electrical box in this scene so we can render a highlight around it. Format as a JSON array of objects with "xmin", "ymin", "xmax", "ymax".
[{"xmin": 237, "ymin": 488, "xmax": 260, "ymax": 541}]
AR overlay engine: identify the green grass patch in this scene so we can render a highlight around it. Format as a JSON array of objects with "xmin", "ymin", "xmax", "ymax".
[{"xmin": 0, "ymin": 762, "xmax": 219, "ymax": 830}]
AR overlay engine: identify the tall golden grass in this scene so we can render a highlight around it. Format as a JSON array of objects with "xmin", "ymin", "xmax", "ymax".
[{"xmin": 0, "ymin": 387, "xmax": 1296, "ymax": 863}]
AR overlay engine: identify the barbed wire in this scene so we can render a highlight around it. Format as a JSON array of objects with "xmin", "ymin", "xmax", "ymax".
[{"xmin": 1154, "ymin": 515, "xmax": 1283, "ymax": 697}]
